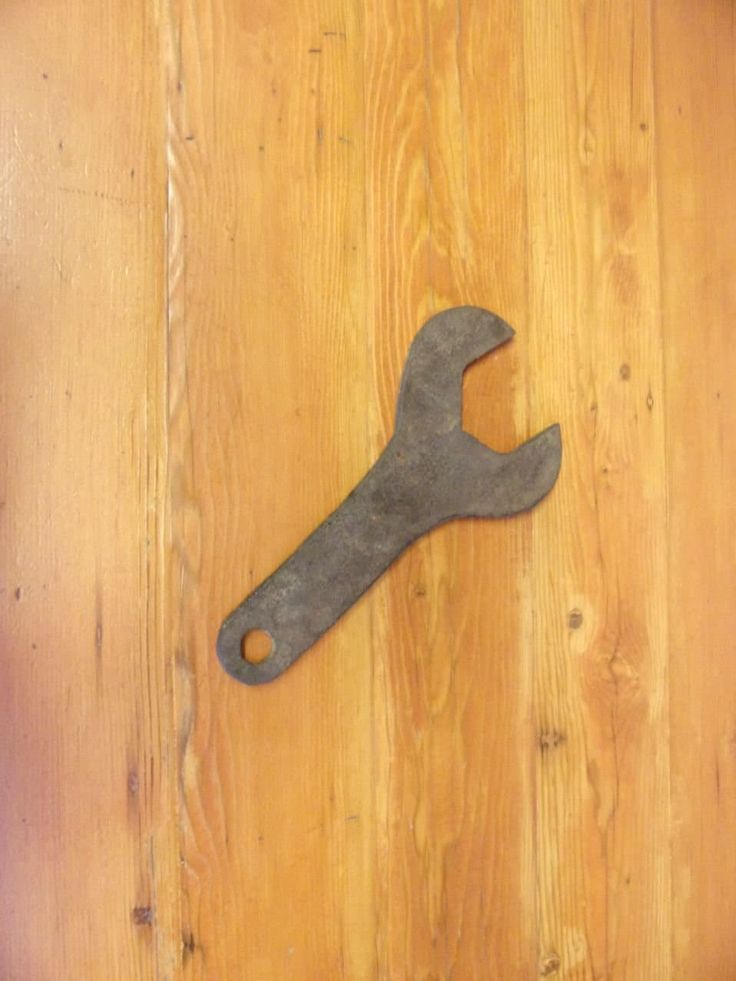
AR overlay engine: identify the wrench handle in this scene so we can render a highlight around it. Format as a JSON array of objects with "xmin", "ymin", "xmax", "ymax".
[{"xmin": 216, "ymin": 440, "xmax": 434, "ymax": 685}]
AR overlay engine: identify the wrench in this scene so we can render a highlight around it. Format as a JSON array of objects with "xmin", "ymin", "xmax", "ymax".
[{"xmin": 217, "ymin": 306, "xmax": 561, "ymax": 685}]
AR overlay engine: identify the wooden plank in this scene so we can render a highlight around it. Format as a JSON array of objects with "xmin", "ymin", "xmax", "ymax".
[
  {"xmin": 364, "ymin": 1, "xmax": 537, "ymax": 976},
  {"xmin": 164, "ymin": 1, "xmax": 375, "ymax": 976},
  {"xmin": 523, "ymin": 2, "xmax": 671, "ymax": 976},
  {"xmin": 653, "ymin": 2, "xmax": 736, "ymax": 977},
  {"xmin": 0, "ymin": 2, "xmax": 177, "ymax": 979}
]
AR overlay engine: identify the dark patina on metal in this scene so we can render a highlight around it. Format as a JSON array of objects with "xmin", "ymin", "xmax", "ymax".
[{"xmin": 218, "ymin": 306, "xmax": 561, "ymax": 685}]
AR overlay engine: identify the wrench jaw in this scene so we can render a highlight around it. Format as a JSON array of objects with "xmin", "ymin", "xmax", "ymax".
[
  {"xmin": 449, "ymin": 423, "xmax": 562, "ymax": 519},
  {"xmin": 394, "ymin": 306, "xmax": 514, "ymax": 440}
]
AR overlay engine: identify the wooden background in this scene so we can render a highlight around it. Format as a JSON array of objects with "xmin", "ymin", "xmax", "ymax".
[{"xmin": 1, "ymin": 1, "xmax": 734, "ymax": 978}]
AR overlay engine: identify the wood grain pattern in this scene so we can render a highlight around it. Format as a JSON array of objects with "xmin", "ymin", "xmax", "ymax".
[
  {"xmin": 165, "ymin": 2, "xmax": 376, "ymax": 976},
  {"xmin": 1, "ymin": 1, "xmax": 735, "ymax": 978},
  {"xmin": 654, "ymin": 3, "xmax": 736, "ymax": 977},
  {"xmin": 523, "ymin": 4, "xmax": 672, "ymax": 976},
  {"xmin": 0, "ymin": 2, "xmax": 178, "ymax": 979},
  {"xmin": 364, "ymin": 2, "xmax": 536, "ymax": 976}
]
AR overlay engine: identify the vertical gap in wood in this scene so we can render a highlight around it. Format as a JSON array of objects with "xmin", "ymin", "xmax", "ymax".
[
  {"xmin": 518, "ymin": 8, "xmax": 540, "ymax": 976},
  {"xmin": 645, "ymin": 0, "xmax": 674, "ymax": 970},
  {"xmin": 650, "ymin": 7, "xmax": 678, "ymax": 970},
  {"xmin": 152, "ymin": 0, "xmax": 184, "ymax": 976}
]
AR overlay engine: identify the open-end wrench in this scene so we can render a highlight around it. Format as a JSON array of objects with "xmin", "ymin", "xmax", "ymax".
[{"xmin": 217, "ymin": 306, "xmax": 561, "ymax": 685}]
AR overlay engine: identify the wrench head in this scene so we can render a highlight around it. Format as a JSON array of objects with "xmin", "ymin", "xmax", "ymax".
[
  {"xmin": 394, "ymin": 306, "xmax": 561, "ymax": 519},
  {"xmin": 449, "ymin": 424, "xmax": 562, "ymax": 518}
]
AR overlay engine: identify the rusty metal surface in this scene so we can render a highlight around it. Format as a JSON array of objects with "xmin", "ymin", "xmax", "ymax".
[{"xmin": 217, "ymin": 307, "xmax": 562, "ymax": 685}]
